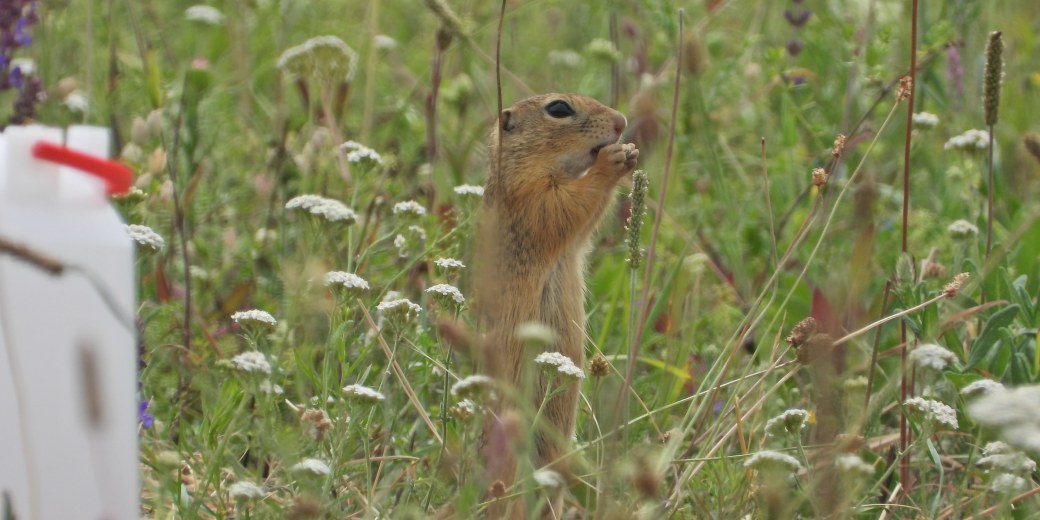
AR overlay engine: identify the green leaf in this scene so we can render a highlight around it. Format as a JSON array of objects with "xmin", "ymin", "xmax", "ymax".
[{"xmin": 966, "ymin": 304, "xmax": 1019, "ymax": 370}]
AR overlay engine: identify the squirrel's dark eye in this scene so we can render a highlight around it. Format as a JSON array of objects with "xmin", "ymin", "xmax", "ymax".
[{"xmin": 545, "ymin": 100, "xmax": 575, "ymax": 118}]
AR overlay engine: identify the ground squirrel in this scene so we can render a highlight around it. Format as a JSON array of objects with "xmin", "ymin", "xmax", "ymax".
[{"xmin": 474, "ymin": 93, "xmax": 638, "ymax": 517}]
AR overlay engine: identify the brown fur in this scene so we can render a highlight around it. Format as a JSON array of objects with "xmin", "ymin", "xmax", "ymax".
[{"xmin": 474, "ymin": 93, "xmax": 638, "ymax": 518}]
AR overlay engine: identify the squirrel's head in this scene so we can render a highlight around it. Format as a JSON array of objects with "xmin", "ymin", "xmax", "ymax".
[{"xmin": 490, "ymin": 93, "xmax": 627, "ymax": 182}]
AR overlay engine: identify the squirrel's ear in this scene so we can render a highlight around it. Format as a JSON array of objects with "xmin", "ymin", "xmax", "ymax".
[{"xmin": 500, "ymin": 109, "xmax": 515, "ymax": 132}]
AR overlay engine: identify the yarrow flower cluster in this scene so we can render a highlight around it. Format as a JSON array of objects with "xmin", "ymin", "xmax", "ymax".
[
  {"xmin": 585, "ymin": 38, "xmax": 622, "ymax": 62},
  {"xmin": 961, "ymin": 379, "xmax": 1004, "ymax": 398},
  {"xmin": 947, "ymin": 219, "xmax": 979, "ymax": 239},
  {"xmin": 291, "ymin": 458, "xmax": 331, "ymax": 476},
  {"xmin": 426, "ymin": 284, "xmax": 465, "ymax": 306},
  {"xmin": 324, "ymin": 271, "xmax": 370, "ymax": 292},
  {"xmin": 534, "ymin": 351, "xmax": 586, "ymax": 380},
  {"xmin": 342, "ymin": 384, "xmax": 386, "ymax": 404},
  {"xmin": 392, "ymin": 200, "xmax": 427, "ymax": 217},
  {"xmin": 450, "ymin": 375, "xmax": 494, "ymax": 399},
  {"xmin": 376, "ymin": 298, "xmax": 421, "ymax": 320},
  {"xmin": 453, "ymin": 184, "xmax": 485, "ymax": 197},
  {"xmin": 228, "ymin": 480, "xmax": 263, "ymax": 499},
  {"xmin": 450, "ymin": 398, "xmax": 478, "ymax": 421},
  {"xmin": 911, "ymin": 112, "xmax": 939, "ymax": 129},
  {"xmin": 968, "ymin": 385, "xmax": 1040, "ymax": 453},
  {"xmin": 904, "ymin": 397, "xmax": 958, "ymax": 429},
  {"xmin": 286, "ymin": 194, "xmax": 358, "ymax": 223},
  {"xmin": 277, "ymin": 35, "xmax": 358, "ymax": 82},
  {"xmin": 944, "ymin": 129, "xmax": 990, "ymax": 151},
  {"xmin": 977, "ymin": 442, "xmax": 1037, "ymax": 474},
  {"xmin": 765, "ymin": 409, "xmax": 809, "ymax": 436},
  {"xmin": 434, "ymin": 257, "xmax": 465, "ymax": 272},
  {"xmin": 125, "ymin": 224, "xmax": 165, "ymax": 250},
  {"xmin": 744, "ymin": 450, "xmax": 802, "ymax": 474},
  {"xmin": 231, "ymin": 309, "xmax": 277, "ymax": 326},
  {"xmin": 184, "ymin": 5, "xmax": 224, "ymax": 25},
  {"xmin": 340, "ymin": 141, "xmax": 384, "ymax": 166},
  {"xmin": 230, "ymin": 351, "xmax": 272, "ymax": 375},
  {"xmin": 989, "ymin": 473, "xmax": 1028, "ymax": 494},
  {"xmin": 835, "ymin": 454, "xmax": 874, "ymax": 477},
  {"xmin": 908, "ymin": 343, "xmax": 957, "ymax": 371}
]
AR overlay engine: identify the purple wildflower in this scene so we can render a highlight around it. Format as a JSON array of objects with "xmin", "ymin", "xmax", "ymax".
[
  {"xmin": 787, "ymin": 39, "xmax": 804, "ymax": 57},
  {"xmin": 0, "ymin": 1, "xmax": 38, "ymax": 91},
  {"xmin": 138, "ymin": 400, "xmax": 154, "ymax": 429},
  {"xmin": 784, "ymin": 9, "xmax": 811, "ymax": 27}
]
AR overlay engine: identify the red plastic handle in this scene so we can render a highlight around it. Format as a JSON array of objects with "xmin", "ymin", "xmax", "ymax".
[{"xmin": 31, "ymin": 141, "xmax": 134, "ymax": 195}]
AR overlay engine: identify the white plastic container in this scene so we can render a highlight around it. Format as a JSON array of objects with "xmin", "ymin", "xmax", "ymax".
[{"xmin": 0, "ymin": 125, "xmax": 137, "ymax": 520}]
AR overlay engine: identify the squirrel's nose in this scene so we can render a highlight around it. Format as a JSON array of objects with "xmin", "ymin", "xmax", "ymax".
[{"xmin": 613, "ymin": 113, "xmax": 627, "ymax": 136}]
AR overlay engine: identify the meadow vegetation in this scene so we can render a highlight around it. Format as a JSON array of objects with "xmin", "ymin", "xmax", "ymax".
[{"xmin": 13, "ymin": 0, "xmax": 1040, "ymax": 517}]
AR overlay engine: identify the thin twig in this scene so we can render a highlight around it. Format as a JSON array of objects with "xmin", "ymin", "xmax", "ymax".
[
  {"xmin": 899, "ymin": 0, "xmax": 920, "ymax": 493},
  {"xmin": 357, "ymin": 301, "xmax": 443, "ymax": 445},
  {"xmin": 834, "ymin": 292, "xmax": 946, "ymax": 348}
]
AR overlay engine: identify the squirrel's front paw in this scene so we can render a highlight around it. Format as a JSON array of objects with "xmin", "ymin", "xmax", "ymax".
[{"xmin": 594, "ymin": 143, "xmax": 639, "ymax": 177}]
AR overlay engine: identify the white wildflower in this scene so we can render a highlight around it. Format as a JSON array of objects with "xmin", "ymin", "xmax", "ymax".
[
  {"xmin": 324, "ymin": 271, "xmax": 370, "ymax": 291},
  {"xmin": 944, "ymin": 129, "xmax": 990, "ymax": 151},
  {"xmin": 532, "ymin": 469, "xmax": 565, "ymax": 489},
  {"xmin": 978, "ymin": 453, "xmax": 1037, "ymax": 475},
  {"xmin": 340, "ymin": 141, "xmax": 384, "ymax": 166},
  {"xmin": 228, "ymin": 480, "xmax": 263, "ymax": 499},
  {"xmin": 309, "ymin": 199, "xmax": 357, "ymax": 223},
  {"xmin": 373, "ymin": 34, "xmax": 397, "ymax": 50},
  {"xmin": 534, "ymin": 351, "xmax": 586, "ymax": 380},
  {"xmin": 451, "ymin": 375, "xmax": 494, "ymax": 399},
  {"xmin": 983, "ymin": 441, "xmax": 1014, "ymax": 456},
  {"xmin": 286, "ymin": 194, "xmax": 357, "ymax": 224},
  {"xmin": 908, "ymin": 343, "xmax": 957, "ymax": 371},
  {"xmin": 376, "ymin": 298, "xmax": 421, "ymax": 319},
  {"xmin": 961, "ymin": 379, "xmax": 1005, "ymax": 398},
  {"xmin": 277, "ymin": 36, "xmax": 358, "ymax": 82},
  {"xmin": 989, "ymin": 473, "xmax": 1028, "ymax": 494},
  {"xmin": 342, "ymin": 384, "xmax": 385, "ymax": 404},
  {"xmin": 765, "ymin": 409, "xmax": 809, "ymax": 436},
  {"xmin": 744, "ymin": 450, "xmax": 802, "ymax": 473},
  {"xmin": 64, "ymin": 91, "xmax": 89, "ymax": 113},
  {"xmin": 125, "ymin": 224, "xmax": 165, "ymax": 250},
  {"xmin": 231, "ymin": 309, "xmax": 277, "ymax": 326},
  {"xmin": 516, "ymin": 322, "xmax": 557, "ymax": 346},
  {"xmin": 435, "ymin": 257, "xmax": 466, "ymax": 271},
  {"xmin": 185, "ymin": 5, "xmax": 224, "ymax": 25},
  {"xmin": 291, "ymin": 458, "xmax": 331, "ymax": 476},
  {"xmin": 968, "ymin": 385, "xmax": 1040, "ymax": 453},
  {"xmin": 408, "ymin": 225, "xmax": 427, "ymax": 242},
  {"xmin": 426, "ymin": 284, "xmax": 465, "ymax": 305},
  {"xmin": 585, "ymin": 38, "xmax": 622, "ymax": 62},
  {"xmin": 556, "ymin": 361, "xmax": 586, "ymax": 380},
  {"xmin": 453, "ymin": 184, "xmax": 484, "ymax": 197},
  {"xmin": 285, "ymin": 194, "xmax": 327, "ymax": 210},
  {"xmin": 231, "ymin": 351, "xmax": 272, "ymax": 375},
  {"xmin": 394, "ymin": 234, "xmax": 409, "ymax": 256},
  {"xmin": 911, "ymin": 112, "xmax": 939, "ymax": 129},
  {"xmin": 393, "ymin": 200, "xmax": 427, "ymax": 217},
  {"xmin": 835, "ymin": 454, "xmax": 874, "ymax": 477},
  {"xmin": 948, "ymin": 219, "xmax": 979, "ymax": 239},
  {"xmin": 548, "ymin": 49, "xmax": 582, "ymax": 67},
  {"xmin": 904, "ymin": 397, "xmax": 958, "ymax": 429},
  {"xmin": 450, "ymin": 398, "xmax": 477, "ymax": 420},
  {"xmin": 259, "ymin": 380, "xmax": 284, "ymax": 395}
]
